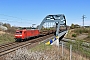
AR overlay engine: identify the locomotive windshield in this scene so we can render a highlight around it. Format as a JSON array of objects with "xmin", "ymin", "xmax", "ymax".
[{"xmin": 16, "ymin": 31, "xmax": 22, "ymax": 34}]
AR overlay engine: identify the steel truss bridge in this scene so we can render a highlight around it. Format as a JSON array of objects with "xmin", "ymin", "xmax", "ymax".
[{"xmin": 38, "ymin": 14, "xmax": 67, "ymax": 46}]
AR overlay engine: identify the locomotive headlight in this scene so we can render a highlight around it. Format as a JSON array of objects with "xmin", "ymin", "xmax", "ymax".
[
  {"xmin": 19, "ymin": 35, "xmax": 22, "ymax": 36},
  {"xmin": 15, "ymin": 35, "xmax": 22, "ymax": 36}
]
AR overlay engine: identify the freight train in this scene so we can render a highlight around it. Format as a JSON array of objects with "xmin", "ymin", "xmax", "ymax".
[{"xmin": 14, "ymin": 28, "xmax": 55, "ymax": 42}]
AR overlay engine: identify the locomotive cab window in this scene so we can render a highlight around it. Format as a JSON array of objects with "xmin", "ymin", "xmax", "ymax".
[{"xmin": 16, "ymin": 31, "xmax": 22, "ymax": 34}]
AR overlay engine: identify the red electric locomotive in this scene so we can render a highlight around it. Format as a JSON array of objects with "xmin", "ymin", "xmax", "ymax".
[{"xmin": 15, "ymin": 29, "xmax": 40, "ymax": 42}]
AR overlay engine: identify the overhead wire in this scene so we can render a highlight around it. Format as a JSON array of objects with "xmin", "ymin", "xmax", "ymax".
[
  {"xmin": 0, "ymin": 18, "xmax": 32, "ymax": 24},
  {"xmin": 0, "ymin": 14, "xmax": 33, "ymax": 21},
  {"xmin": 0, "ymin": 14, "xmax": 36, "ymax": 26}
]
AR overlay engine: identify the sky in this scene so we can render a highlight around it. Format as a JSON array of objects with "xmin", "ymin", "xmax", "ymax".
[{"xmin": 0, "ymin": 0, "xmax": 90, "ymax": 27}]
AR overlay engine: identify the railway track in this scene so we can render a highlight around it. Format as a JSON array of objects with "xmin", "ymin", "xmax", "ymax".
[{"xmin": 0, "ymin": 34, "xmax": 54, "ymax": 58}]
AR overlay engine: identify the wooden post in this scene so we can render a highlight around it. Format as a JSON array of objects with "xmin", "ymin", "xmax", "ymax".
[
  {"xmin": 62, "ymin": 42, "xmax": 63, "ymax": 58},
  {"xmin": 70, "ymin": 45, "xmax": 72, "ymax": 60}
]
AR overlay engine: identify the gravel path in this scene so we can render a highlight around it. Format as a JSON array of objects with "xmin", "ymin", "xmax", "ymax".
[{"xmin": 76, "ymin": 34, "xmax": 88, "ymax": 40}]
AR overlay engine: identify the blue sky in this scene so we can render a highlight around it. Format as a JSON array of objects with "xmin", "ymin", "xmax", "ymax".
[{"xmin": 0, "ymin": 0, "xmax": 90, "ymax": 27}]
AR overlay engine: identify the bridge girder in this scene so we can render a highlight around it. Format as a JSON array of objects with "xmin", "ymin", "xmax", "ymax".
[{"xmin": 38, "ymin": 14, "xmax": 67, "ymax": 36}]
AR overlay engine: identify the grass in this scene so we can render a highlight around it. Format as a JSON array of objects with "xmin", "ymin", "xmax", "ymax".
[
  {"xmin": 30, "ymin": 43, "xmax": 52, "ymax": 52},
  {"xmin": 0, "ymin": 33, "xmax": 15, "ymax": 44},
  {"xmin": 29, "ymin": 42, "xmax": 90, "ymax": 60},
  {"xmin": 74, "ymin": 28, "xmax": 90, "ymax": 34},
  {"xmin": 84, "ymin": 34, "xmax": 90, "ymax": 42},
  {"xmin": 65, "ymin": 40, "xmax": 90, "ymax": 58},
  {"xmin": 65, "ymin": 28, "xmax": 90, "ymax": 42},
  {"xmin": 64, "ymin": 28, "xmax": 90, "ymax": 59}
]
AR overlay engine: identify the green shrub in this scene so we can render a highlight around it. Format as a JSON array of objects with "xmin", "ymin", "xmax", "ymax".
[{"xmin": 72, "ymin": 34, "xmax": 77, "ymax": 37}]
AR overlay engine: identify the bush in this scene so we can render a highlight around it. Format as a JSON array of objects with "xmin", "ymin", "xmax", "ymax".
[
  {"xmin": 5, "ymin": 27, "xmax": 16, "ymax": 34},
  {"xmin": 70, "ymin": 24, "xmax": 74, "ymax": 29},
  {"xmin": 72, "ymin": 34, "xmax": 77, "ymax": 37}
]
